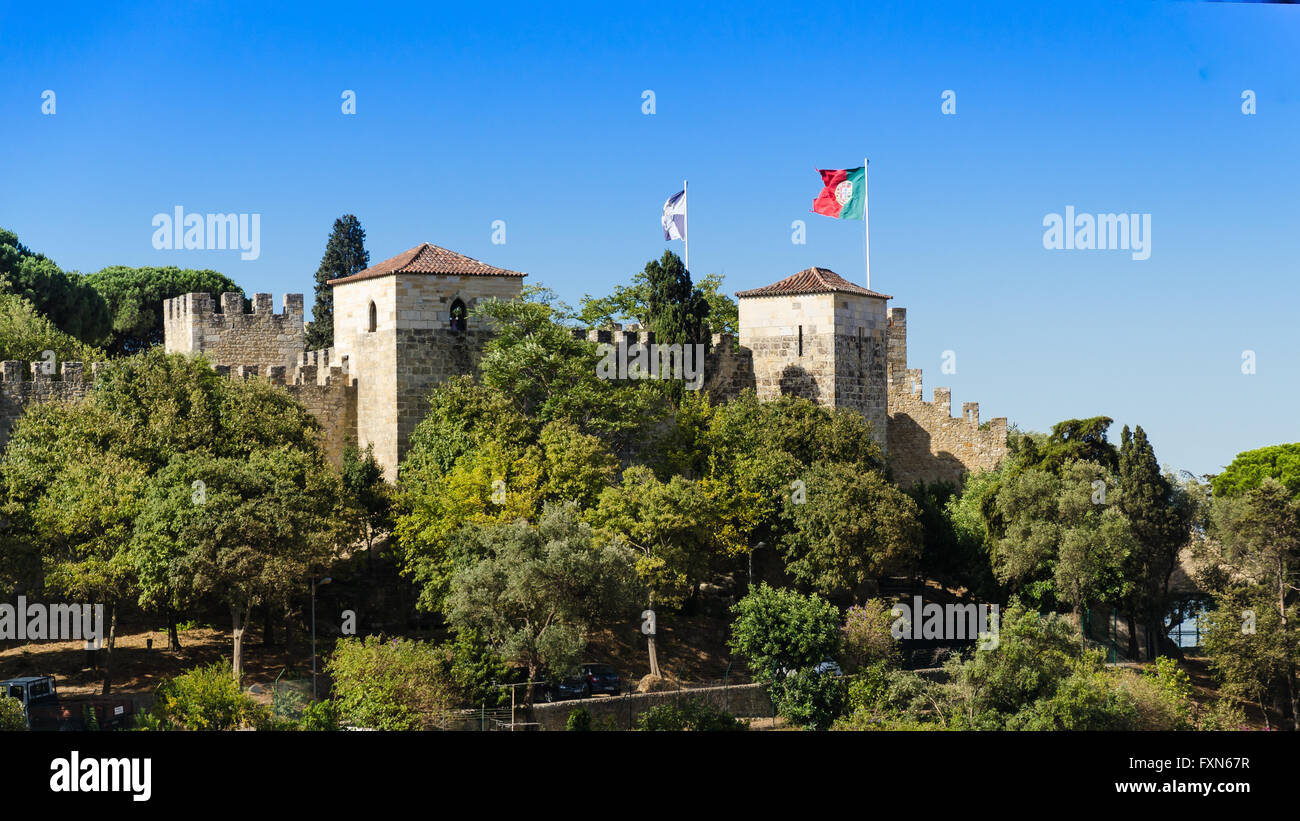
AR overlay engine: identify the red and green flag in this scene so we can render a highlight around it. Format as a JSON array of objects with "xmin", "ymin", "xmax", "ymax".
[{"xmin": 812, "ymin": 167, "xmax": 866, "ymax": 220}]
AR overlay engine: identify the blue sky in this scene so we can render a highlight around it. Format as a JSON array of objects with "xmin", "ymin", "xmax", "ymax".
[{"xmin": 1, "ymin": 0, "xmax": 1297, "ymax": 478}]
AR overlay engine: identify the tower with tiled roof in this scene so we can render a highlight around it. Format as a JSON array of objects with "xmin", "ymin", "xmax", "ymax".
[
  {"xmin": 736, "ymin": 267, "xmax": 892, "ymax": 450},
  {"xmin": 327, "ymin": 243, "xmax": 526, "ymax": 479}
]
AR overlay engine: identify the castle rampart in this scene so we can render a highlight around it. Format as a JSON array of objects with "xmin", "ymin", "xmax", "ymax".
[
  {"xmin": 885, "ymin": 306, "xmax": 1008, "ymax": 486},
  {"xmin": 164, "ymin": 291, "xmax": 304, "ymax": 372}
]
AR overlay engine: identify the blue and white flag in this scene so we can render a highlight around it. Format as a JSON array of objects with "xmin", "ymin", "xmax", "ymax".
[{"xmin": 661, "ymin": 189, "xmax": 686, "ymax": 241}]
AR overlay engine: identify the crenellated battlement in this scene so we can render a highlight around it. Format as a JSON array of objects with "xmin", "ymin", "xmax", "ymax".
[
  {"xmin": 885, "ymin": 305, "xmax": 1008, "ymax": 485},
  {"xmin": 0, "ymin": 360, "xmax": 106, "ymax": 384},
  {"xmin": 164, "ymin": 291, "xmax": 304, "ymax": 372}
]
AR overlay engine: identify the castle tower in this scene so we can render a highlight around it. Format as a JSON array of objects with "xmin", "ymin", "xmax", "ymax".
[
  {"xmin": 327, "ymin": 243, "xmax": 526, "ymax": 479},
  {"xmin": 736, "ymin": 267, "xmax": 891, "ymax": 450}
]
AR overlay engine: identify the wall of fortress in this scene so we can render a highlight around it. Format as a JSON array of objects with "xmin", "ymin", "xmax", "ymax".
[
  {"xmin": 884, "ymin": 307, "xmax": 1008, "ymax": 487},
  {"xmin": 0, "ymin": 293, "xmax": 1009, "ymax": 490},
  {"xmin": 0, "ymin": 361, "xmax": 96, "ymax": 448}
]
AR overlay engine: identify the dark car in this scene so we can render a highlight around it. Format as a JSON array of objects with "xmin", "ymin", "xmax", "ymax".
[{"xmin": 579, "ymin": 663, "xmax": 621, "ymax": 696}]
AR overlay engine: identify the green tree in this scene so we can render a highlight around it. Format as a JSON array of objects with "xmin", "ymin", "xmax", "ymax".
[
  {"xmin": 85, "ymin": 265, "xmax": 243, "ymax": 355},
  {"xmin": 642, "ymin": 251, "xmax": 709, "ymax": 345},
  {"xmin": 588, "ymin": 465, "xmax": 718, "ymax": 675},
  {"xmin": 0, "ymin": 229, "xmax": 111, "ymax": 345},
  {"xmin": 1203, "ymin": 478, "xmax": 1300, "ymax": 727},
  {"xmin": 1116, "ymin": 425, "xmax": 1192, "ymax": 659},
  {"xmin": 3, "ymin": 350, "xmax": 342, "ymax": 683},
  {"xmin": 341, "ymin": 442, "xmax": 393, "ymax": 557},
  {"xmin": 304, "ymin": 215, "xmax": 369, "ymax": 350},
  {"xmin": 697, "ymin": 272, "xmax": 738, "ymax": 339},
  {"xmin": 729, "ymin": 584, "xmax": 843, "ymax": 728},
  {"xmin": 842, "ymin": 599, "xmax": 900, "ymax": 672},
  {"xmin": 0, "ymin": 291, "xmax": 106, "ymax": 364},
  {"xmin": 138, "ymin": 448, "xmax": 343, "ymax": 683},
  {"xmin": 729, "ymin": 583, "xmax": 841, "ymax": 681},
  {"xmin": 444, "ymin": 504, "xmax": 638, "ymax": 702},
  {"xmin": 1212, "ymin": 443, "xmax": 1300, "ymax": 498},
  {"xmin": 988, "ymin": 460, "xmax": 1134, "ymax": 615},
  {"xmin": 780, "ymin": 461, "xmax": 922, "ymax": 596}
]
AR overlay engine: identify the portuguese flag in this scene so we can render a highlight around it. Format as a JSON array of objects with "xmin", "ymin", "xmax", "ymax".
[{"xmin": 812, "ymin": 167, "xmax": 866, "ymax": 220}]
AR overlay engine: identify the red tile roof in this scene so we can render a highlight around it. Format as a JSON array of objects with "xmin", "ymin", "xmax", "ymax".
[
  {"xmin": 735, "ymin": 267, "xmax": 891, "ymax": 299},
  {"xmin": 328, "ymin": 243, "xmax": 526, "ymax": 286}
]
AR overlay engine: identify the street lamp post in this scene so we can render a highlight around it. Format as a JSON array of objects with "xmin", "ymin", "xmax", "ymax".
[
  {"xmin": 312, "ymin": 576, "xmax": 332, "ymax": 700},
  {"xmin": 749, "ymin": 541, "xmax": 766, "ymax": 590}
]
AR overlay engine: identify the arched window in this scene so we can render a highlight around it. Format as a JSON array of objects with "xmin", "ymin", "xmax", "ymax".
[
  {"xmin": 368, "ymin": 301, "xmax": 377, "ymax": 333},
  {"xmin": 449, "ymin": 298, "xmax": 467, "ymax": 331}
]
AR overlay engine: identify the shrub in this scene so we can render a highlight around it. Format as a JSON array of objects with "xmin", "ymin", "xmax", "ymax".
[
  {"xmin": 326, "ymin": 636, "xmax": 457, "ymax": 730},
  {"xmin": 1196, "ymin": 698, "xmax": 1248, "ymax": 731},
  {"xmin": 638, "ymin": 698, "xmax": 744, "ymax": 731},
  {"xmin": 729, "ymin": 583, "xmax": 841, "ymax": 681},
  {"xmin": 0, "ymin": 696, "xmax": 28, "ymax": 731},
  {"xmin": 1005, "ymin": 664, "xmax": 1138, "ymax": 731},
  {"xmin": 566, "ymin": 708, "xmax": 592, "ymax": 731},
  {"xmin": 298, "ymin": 700, "xmax": 341, "ymax": 731},
  {"xmin": 842, "ymin": 599, "xmax": 899, "ymax": 672},
  {"xmin": 771, "ymin": 668, "xmax": 847, "ymax": 731},
  {"xmin": 151, "ymin": 661, "xmax": 262, "ymax": 730}
]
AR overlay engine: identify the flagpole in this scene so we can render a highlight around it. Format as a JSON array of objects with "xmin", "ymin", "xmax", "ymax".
[
  {"xmin": 683, "ymin": 179, "xmax": 689, "ymax": 272},
  {"xmin": 862, "ymin": 159, "xmax": 871, "ymax": 291}
]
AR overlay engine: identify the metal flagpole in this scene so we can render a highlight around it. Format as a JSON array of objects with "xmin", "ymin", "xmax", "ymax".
[
  {"xmin": 862, "ymin": 159, "xmax": 871, "ymax": 291},
  {"xmin": 683, "ymin": 179, "xmax": 689, "ymax": 272}
]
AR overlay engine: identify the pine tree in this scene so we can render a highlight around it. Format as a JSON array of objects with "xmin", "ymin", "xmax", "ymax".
[{"xmin": 304, "ymin": 215, "xmax": 369, "ymax": 350}]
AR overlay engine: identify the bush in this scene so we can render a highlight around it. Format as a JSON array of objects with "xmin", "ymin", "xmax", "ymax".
[
  {"xmin": 1005, "ymin": 664, "xmax": 1138, "ymax": 731},
  {"xmin": 326, "ymin": 636, "xmax": 457, "ymax": 730},
  {"xmin": 1196, "ymin": 698, "xmax": 1248, "ymax": 731},
  {"xmin": 298, "ymin": 700, "xmax": 341, "ymax": 731},
  {"xmin": 638, "ymin": 698, "xmax": 744, "ymax": 731},
  {"xmin": 150, "ymin": 662, "xmax": 263, "ymax": 730},
  {"xmin": 0, "ymin": 696, "xmax": 28, "ymax": 730},
  {"xmin": 566, "ymin": 707, "xmax": 592, "ymax": 731},
  {"xmin": 771, "ymin": 668, "xmax": 847, "ymax": 731},
  {"xmin": 729, "ymin": 583, "xmax": 842, "ymax": 681},
  {"xmin": 842, "ymin": 599, "xmax": 899, "ymax": 672}
]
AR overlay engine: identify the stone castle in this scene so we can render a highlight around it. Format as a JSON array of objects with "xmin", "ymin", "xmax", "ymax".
[{"xmin": 0, "ymin": 242, "xmax": 1007, "ymax": 486}]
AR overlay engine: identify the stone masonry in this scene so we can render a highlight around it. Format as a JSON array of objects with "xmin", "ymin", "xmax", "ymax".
[
  {"xmin": 883, "ymin": 307, "xmax": 1008, "ymax": 486},
  {"xmin": 0, "ymin": 244, "xmax": 1008, "ymax": 489}
]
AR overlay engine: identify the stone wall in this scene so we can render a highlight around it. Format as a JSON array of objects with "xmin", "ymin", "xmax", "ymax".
[
  {"xmin": 885, "ymin": 306, "xmax": 1008, "ymax": 487},
  {"xmin": 163, "ymin": 292, "xmax": 304, "ymax": 372},
  {"xmin": 702, "ymin": 333, "xmax": 756, "ymax": 401},
  {"xmin": 527, "ymin": 682, "xmax": 774, "ymax": 731},
  {"xmin": 0, "ymin": 361, "xmax": 96, "ymax": 450}
]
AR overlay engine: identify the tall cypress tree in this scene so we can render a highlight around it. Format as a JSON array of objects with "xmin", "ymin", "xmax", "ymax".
[
  {"xmin": 642, "ymin": 251, "xmax": 709, "ymax": 345},
  {"xmin": 305, "ymin": 215, "xmax": 369, "ymax": 350},
  {"xmin": 1117, "ymin": 425, "xmax": 1189, "ymax": 659}
]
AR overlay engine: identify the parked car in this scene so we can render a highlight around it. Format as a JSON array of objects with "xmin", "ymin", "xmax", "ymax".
[
  {"xmin": 579, "ymin": 663, "xmax": 621, "ymax": 696},
  {"xmin": 812, "ymin": 660, "xmax": 842, "ymax": 676},
  {"xmin": 544, "ymin": 674, "xmax": 590, "ymax": 702},
  {"xmin": 1, "ymin": 675, "xmax": 134, "ymax": 730},
  {"xmin": 532, "ymin": 663, "xmax": 622, "ymax": 702}
]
